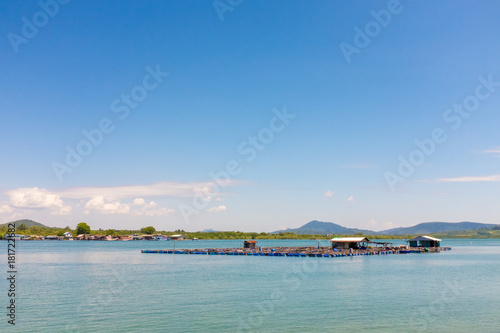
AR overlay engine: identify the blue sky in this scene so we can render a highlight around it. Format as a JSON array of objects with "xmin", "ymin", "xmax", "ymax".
[{"xmin": 1, "ymin": 0, "xmax": 499, "ymax": 231}]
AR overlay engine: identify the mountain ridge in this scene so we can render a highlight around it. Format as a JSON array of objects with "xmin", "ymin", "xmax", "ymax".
[
  {"xmin": 0, "ymin": 219, "xmax": 50, "ymax": 228},
  {"xmin": 272, "ymin": 220, "xmax": 497, "ymax": 235},
  {"xmin": 271, "ymin": 220, "xmax": 373, "ymax": 235},
  {"xmin": 377, "ymin": 221, "xmax": 497, "ymax": 235}
]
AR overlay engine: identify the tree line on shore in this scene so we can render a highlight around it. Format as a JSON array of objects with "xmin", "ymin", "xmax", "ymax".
[{"xmin": 1, "ymin": 221, "xmax": 499, "ymax": 240}]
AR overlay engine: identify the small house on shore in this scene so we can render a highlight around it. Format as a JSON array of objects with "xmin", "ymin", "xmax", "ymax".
[
  {"xmin": 170, "ymin": 234, "xmax": 186, "ymax": 240},
  {"xmin": 243, "ymin": 240, "xmax": 258, "ymax": 249},
  {"xmin": 330, "ymin": 237, "xmax": 370, "ymax": 250},
  {"xmin": 5, "ymin": 234, "xmax": 22, "ymax": 241},
  {"xmin": 408, "ymin": 235, "xmax": 441, "ymax": 247}
]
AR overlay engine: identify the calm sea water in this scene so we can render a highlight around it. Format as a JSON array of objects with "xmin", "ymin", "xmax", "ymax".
[{"xmin": 2, "ymin": 239, "xmax": 499, "ymax": 332}]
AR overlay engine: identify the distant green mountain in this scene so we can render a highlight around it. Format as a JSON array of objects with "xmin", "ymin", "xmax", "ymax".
[
  {"xmin": 378, "ymin": 222, "xmax": 497, "ymax": 235},
  {"xmin": 0, "ymin": 219, "xmax": 50, "ymax": 228},
  {"xmin": 272, "ymin": 221, "xmax": 498, "ymax": 236},
  {"xmin": 272, "ymin": 220, "xmax": 374, "ymax": 235}
]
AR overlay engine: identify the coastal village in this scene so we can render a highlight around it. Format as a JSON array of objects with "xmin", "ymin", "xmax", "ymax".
[{"xmin": 4, "ymin": 233, "xmax": 187, "ymax": 241}]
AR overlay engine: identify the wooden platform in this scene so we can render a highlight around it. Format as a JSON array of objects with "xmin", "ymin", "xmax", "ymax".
[{"xmin": 141, "ymin": 246, "xmax": 452, "ymax": 257}]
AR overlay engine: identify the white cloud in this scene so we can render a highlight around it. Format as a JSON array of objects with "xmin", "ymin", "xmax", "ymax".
[
  {"xmin": 0, "ymin": 204, "xmax": 13, "ymax": 214},
  {"xmin": 7, "ymin": 187, "xmax": 71, "ymax": 215},
  {"xmin": 2, "ymin": 180, "xmax": 240, "ymax": 218},
  {"xmin": 131, "ymin": 199, "xmax": 173, "ymax": 216},
  {"xmin": 367, "ymin": 219, "xmax": 377, "ymax": 228},
  {"xmin": 84, "ymin": 196, "xmax": 130, "ymax": 214},
  {"xmin": 54, "ymin": 206, "xmax": 72, "ymax": 216},
  {"xmin": 133, "ymin": 198, "xmax": 146, "ymax": 205},
  {"xmin": 206, "ymin": 205, "xmax": 226, "ymax": 213},
  {"xmin": 347, "ymin": 195, "xmax": 355, "ymax": 202},
  {"xmin": 58, "ymin": 181, "xmax": 238, "ymax": 200},
  {"xmin": 143, "ymin": 207, "xmax": 174, "ymax": 216},
  {"xmin": 9, "ymin": 187, "xmax": 62, "ymax": 208},
  {"xmin": 482, "ymin": 147, "xmax": 500, "ymax": 156},
  {"xmin": 424, "ymin": 175, "xmax": 500, "ymax": 183},
  {"xmin": 324, "ymin": 190, "xmax": 334, "ymax": 200}
]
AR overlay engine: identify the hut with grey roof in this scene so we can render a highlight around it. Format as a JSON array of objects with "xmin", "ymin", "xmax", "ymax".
[{"xmin": 407, "ymin": 235, "xmax": 441, "ymax": 248}]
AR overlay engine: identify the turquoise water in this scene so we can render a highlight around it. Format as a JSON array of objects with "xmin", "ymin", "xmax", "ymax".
[{"xmin": 2, "ymin": 239, "xmax": 499, "ymax": 332}]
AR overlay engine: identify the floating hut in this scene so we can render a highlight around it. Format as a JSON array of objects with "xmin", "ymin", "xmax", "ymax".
[
  {"xmin": 243, "ymin": 240, "xmax": 258, "ymax": 249},
  {"xmin": 330, "ymin": 237, "xmax": 370, "ymax": 250},
  {"xmin": 407, "ymin": 235, "xmax": 441, "ymax": 247}
]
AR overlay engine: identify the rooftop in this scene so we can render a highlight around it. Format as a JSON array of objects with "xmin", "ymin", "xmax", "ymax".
[
  {"xmin": 330, "ymin": 237, "xmax": 370, "ymax": 243},
  {"xmin": 408, "ymin": 235, "xmax": 442, "ymax": 242}
]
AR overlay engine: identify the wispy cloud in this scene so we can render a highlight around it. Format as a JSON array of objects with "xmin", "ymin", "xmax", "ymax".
[
  {"xmin": 422, "ymin": 175, "xmax": 500, "ymax": 183},
  {"xmin": 482, "ymin": 147, "xmax": 500, "ymax": 156},
  {"xmin": 347, "ymin": 195, "xmax": 355, "ymax": 202},
  {"xmin": 58, "ymin": 181, "xmax": 235, "ymax": 200},
  {"xmin": 324, "ymin": 190, "xmax": 334, "ymax": 200},
  {"xmin": 206, "ymin": 205, "xmax": 226, "ymax": 213},
  {"xmin": 361, "ymin": 219, "xmax": 395, "ymax": 231},
  {"xmin": 339, "ymin": 163, "xmax": 376, "ymax": 169}
]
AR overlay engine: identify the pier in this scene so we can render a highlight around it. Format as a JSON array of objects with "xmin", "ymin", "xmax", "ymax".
[{"xmin": 141, "ymin": 245, "xmax": 451, "ymax": 257}]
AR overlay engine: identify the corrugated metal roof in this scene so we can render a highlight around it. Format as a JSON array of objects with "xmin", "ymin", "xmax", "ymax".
[
  {"xmin": 407, "ymin": 235, "xmax": 441, "ymax": 242},
  {"xmin": 330, "ymin": 237, "xmax": 369, "ymax": 243}
]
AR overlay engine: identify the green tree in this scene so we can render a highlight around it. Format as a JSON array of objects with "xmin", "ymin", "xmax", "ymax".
[
  {"xmin": 140, "ymin": 226, "xmax": 156, "ymax": 235},
  {"xmin": 17, "ymin": 223, "xmax": 27, "ymax": 231},
  {"xmin": 76, "ymin": 222, "xmax": 91, "ymax": 235},
  {"xmin": 105, "ymin": 229, "xmax": 116, "ymax": 236},
  {"xmin": 29, "ymin": 225, "xmax": 43, "ymax": 235}
]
